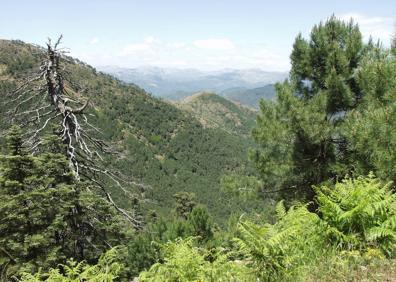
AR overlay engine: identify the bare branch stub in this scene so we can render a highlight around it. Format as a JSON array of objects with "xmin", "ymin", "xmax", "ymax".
[{"xmin": 5, "ymin": 37, "xmax": 148, "ymax": 228}]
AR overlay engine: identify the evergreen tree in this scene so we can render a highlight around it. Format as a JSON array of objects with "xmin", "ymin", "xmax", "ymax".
[
  {"xmin": 251, "ymin": 16, "xmax": 366, "ymax": 200},
  {"xmin": 0, "ymin": 127, "xmax": 126, "ymax": 279},
  {"xmin": 173, "ymin": 191, "xmax": 196, "ymax": 219},
  {"xmin": 341, "ymin": 46, "xmax": 396, "ymax": 182},
  {"xmin": 186, "ymin": 206, "xmax": 214, "ymax": 242}
]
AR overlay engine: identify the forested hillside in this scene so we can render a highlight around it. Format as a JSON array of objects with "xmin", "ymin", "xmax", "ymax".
[
  {"xmin": 175, "ymin": 92, "xmax": 257, "ymax": 137},
  {"xmin": 0, "ymin": 39, "xmax": 263, "ymax": 225}
]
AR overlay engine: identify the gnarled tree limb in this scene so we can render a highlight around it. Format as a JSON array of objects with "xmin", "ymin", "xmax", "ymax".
[{"xmin": 5, "ymin": 36, "xmax": 149, "ymax": 228}]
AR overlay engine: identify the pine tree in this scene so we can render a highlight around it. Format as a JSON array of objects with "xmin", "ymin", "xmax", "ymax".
[
  {"xmin": 341, "ymin": 45, "xmax": 396, "ymax": 183},
  {"xmin": 186, "ymin": 206, "xmax": 214, "ymax": 242},
  {"xmin": 251, "ymin": 16, "xmax": 366, "ymax": 200}
]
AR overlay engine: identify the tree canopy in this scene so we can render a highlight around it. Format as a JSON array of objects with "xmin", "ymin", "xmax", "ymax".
[{"xmin": 251, "ymin": 16, "xmax": 396, "ymax": 201}]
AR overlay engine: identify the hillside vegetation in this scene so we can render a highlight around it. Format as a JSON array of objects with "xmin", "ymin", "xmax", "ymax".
[
  {"xmin": 0, "ymin": 39, "xmax": 263, "ymax": 225},
  {"xmin": 175, "ymin": 92, "xmax": 257, "ymax": 137}
]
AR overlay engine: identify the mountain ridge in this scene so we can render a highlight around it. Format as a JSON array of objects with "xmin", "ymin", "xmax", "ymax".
[
  {"xmin": 220, "ymin": 84, "xmax": 277, "ymax": 109},
  {"xmin": 98, "ymin": 65, "xmax": 287, "ymax": 101}
]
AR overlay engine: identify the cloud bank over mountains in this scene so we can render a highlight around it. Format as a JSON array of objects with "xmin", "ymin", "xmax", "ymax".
[
  {"xmin": 77, "ymin": 13, "xmax": 394, "ymax": 72},
  {"xmin": 84, "ymin": 36, "xmax": 290, "ymax": 72}
]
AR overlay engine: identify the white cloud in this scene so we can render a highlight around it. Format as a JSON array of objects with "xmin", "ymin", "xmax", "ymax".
[
  {"xmin": 338, "ymin": 13, "xmax": 395, "ymax": 45},
  {"xmin": 152, "ymin": 59, "xmax": 188, "ymax": 67},
  {"xmin": 143, "ymin": 36, "xmax": 161, "ymax": 44},
  {"xmin": 195, "ymin": 47, "xmax": 289, "ymax": 71},
  {"xmin": 123, "ymin": 37, "xmax": 185, "ymax": 53},
  {"xmin": 144, "ymin": 36, "xmax": 155, "ymax": 44},
  {"xmin": 122, "ymin": 43, "xmax": 152, "ymax": 54},
  {"xmin": 86, "ymin": 36, "xmax": 288, "ymax": 71},
  {"xmin": 89, "ymin": 37, "xmax": 99, "ymax": 45},
  {"xmin": 193, "ymin": 38, "xmax": 235, "ymax": 50},
  {"xmin": 167, "ymin": 42, "xmax": 186, "ymax": 49},
  {"xmin": 121, "ymin": 36, "xmax": 161, "ymax": 55}
]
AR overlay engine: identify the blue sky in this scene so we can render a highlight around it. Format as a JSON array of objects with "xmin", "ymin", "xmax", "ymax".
[{"xmin": 1, "ymin": 0, "xmax": 394, "ymax": 71}]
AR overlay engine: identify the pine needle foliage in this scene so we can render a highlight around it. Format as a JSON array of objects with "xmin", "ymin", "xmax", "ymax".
[
  {"xmin": 251, "ymin": 16, "xmax": 367, "ymax": 200},
  {"xmin": 0, "ymin": 127, "xmax": 126, "ymax": 279}
]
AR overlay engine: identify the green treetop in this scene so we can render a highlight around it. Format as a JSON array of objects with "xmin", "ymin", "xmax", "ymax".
[{"xmin": 251, "ymin": 16, "xmax": 369, "ymax": 201}]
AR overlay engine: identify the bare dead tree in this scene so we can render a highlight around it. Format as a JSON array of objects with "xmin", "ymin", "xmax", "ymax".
[{"xmin": 4, "ymin": 36, "xmax": 146, "ymax": 228}]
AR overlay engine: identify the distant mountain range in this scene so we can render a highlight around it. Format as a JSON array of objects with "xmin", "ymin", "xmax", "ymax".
[{"xmin": 98, "ymin": 66, "xmax": 287, "ymax": 105}]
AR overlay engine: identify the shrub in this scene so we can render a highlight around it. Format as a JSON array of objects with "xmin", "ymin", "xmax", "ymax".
[
  {"xmin": 139, "ymin": 238, "xmax": 253, "ymax": 281},
  {"xmin": 235, "ymin": 202, "xmax": 324, "ymax": 281},
  {"xmin": 19, "ymin": 248, "xmax": 123, "ymax": 282},
  {"xmin": 316, "ymin": 174, "xmax": 396, "ymax": 255}
]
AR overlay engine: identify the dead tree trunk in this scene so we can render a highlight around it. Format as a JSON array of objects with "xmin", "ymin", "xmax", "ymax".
[
  {"xmin": 5, "ymin": 36, "xmax": 145, "ymax": 228},
  {"xmin": 43, "ymin": 36, "xmax": 90, "ymax": 177}
]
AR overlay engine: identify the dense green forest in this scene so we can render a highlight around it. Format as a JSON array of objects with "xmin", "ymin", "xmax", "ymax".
[{"xmin": 1, "ymin": 16, "xmax": 396, "ymax": 281}]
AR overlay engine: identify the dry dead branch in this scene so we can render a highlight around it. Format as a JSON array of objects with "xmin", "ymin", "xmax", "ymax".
[{"xmin": 4, "ymin": 36, "xmax": 148, "ymax": 228}]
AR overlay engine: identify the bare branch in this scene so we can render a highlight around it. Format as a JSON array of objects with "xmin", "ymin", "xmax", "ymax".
[{"xmin": 3, "ymin": 36, "xmax": 148, "ymax": 227}]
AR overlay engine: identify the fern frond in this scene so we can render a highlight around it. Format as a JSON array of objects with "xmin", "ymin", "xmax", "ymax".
[
  {"xmin": 275, "ymin": 200, "xmax": 286, "ymax": 220},
  {"xmin": 366, "ymin": 226, "xmax": 396, "ymax": 241}
]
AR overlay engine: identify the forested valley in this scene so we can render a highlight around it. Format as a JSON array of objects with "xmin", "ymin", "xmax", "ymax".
[{"xmin": 1, "ymin": 16, "xmax": 396, "ymax": 281}]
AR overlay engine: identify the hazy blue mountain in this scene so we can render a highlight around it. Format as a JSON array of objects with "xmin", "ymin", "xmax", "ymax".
[
  {"xmin": 219, "ymin": 84, "xmax": 277, "ymax": 109},
  {"xmin": 98, "ymin": 66, "xmax": 287, "ymax": 101}
]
